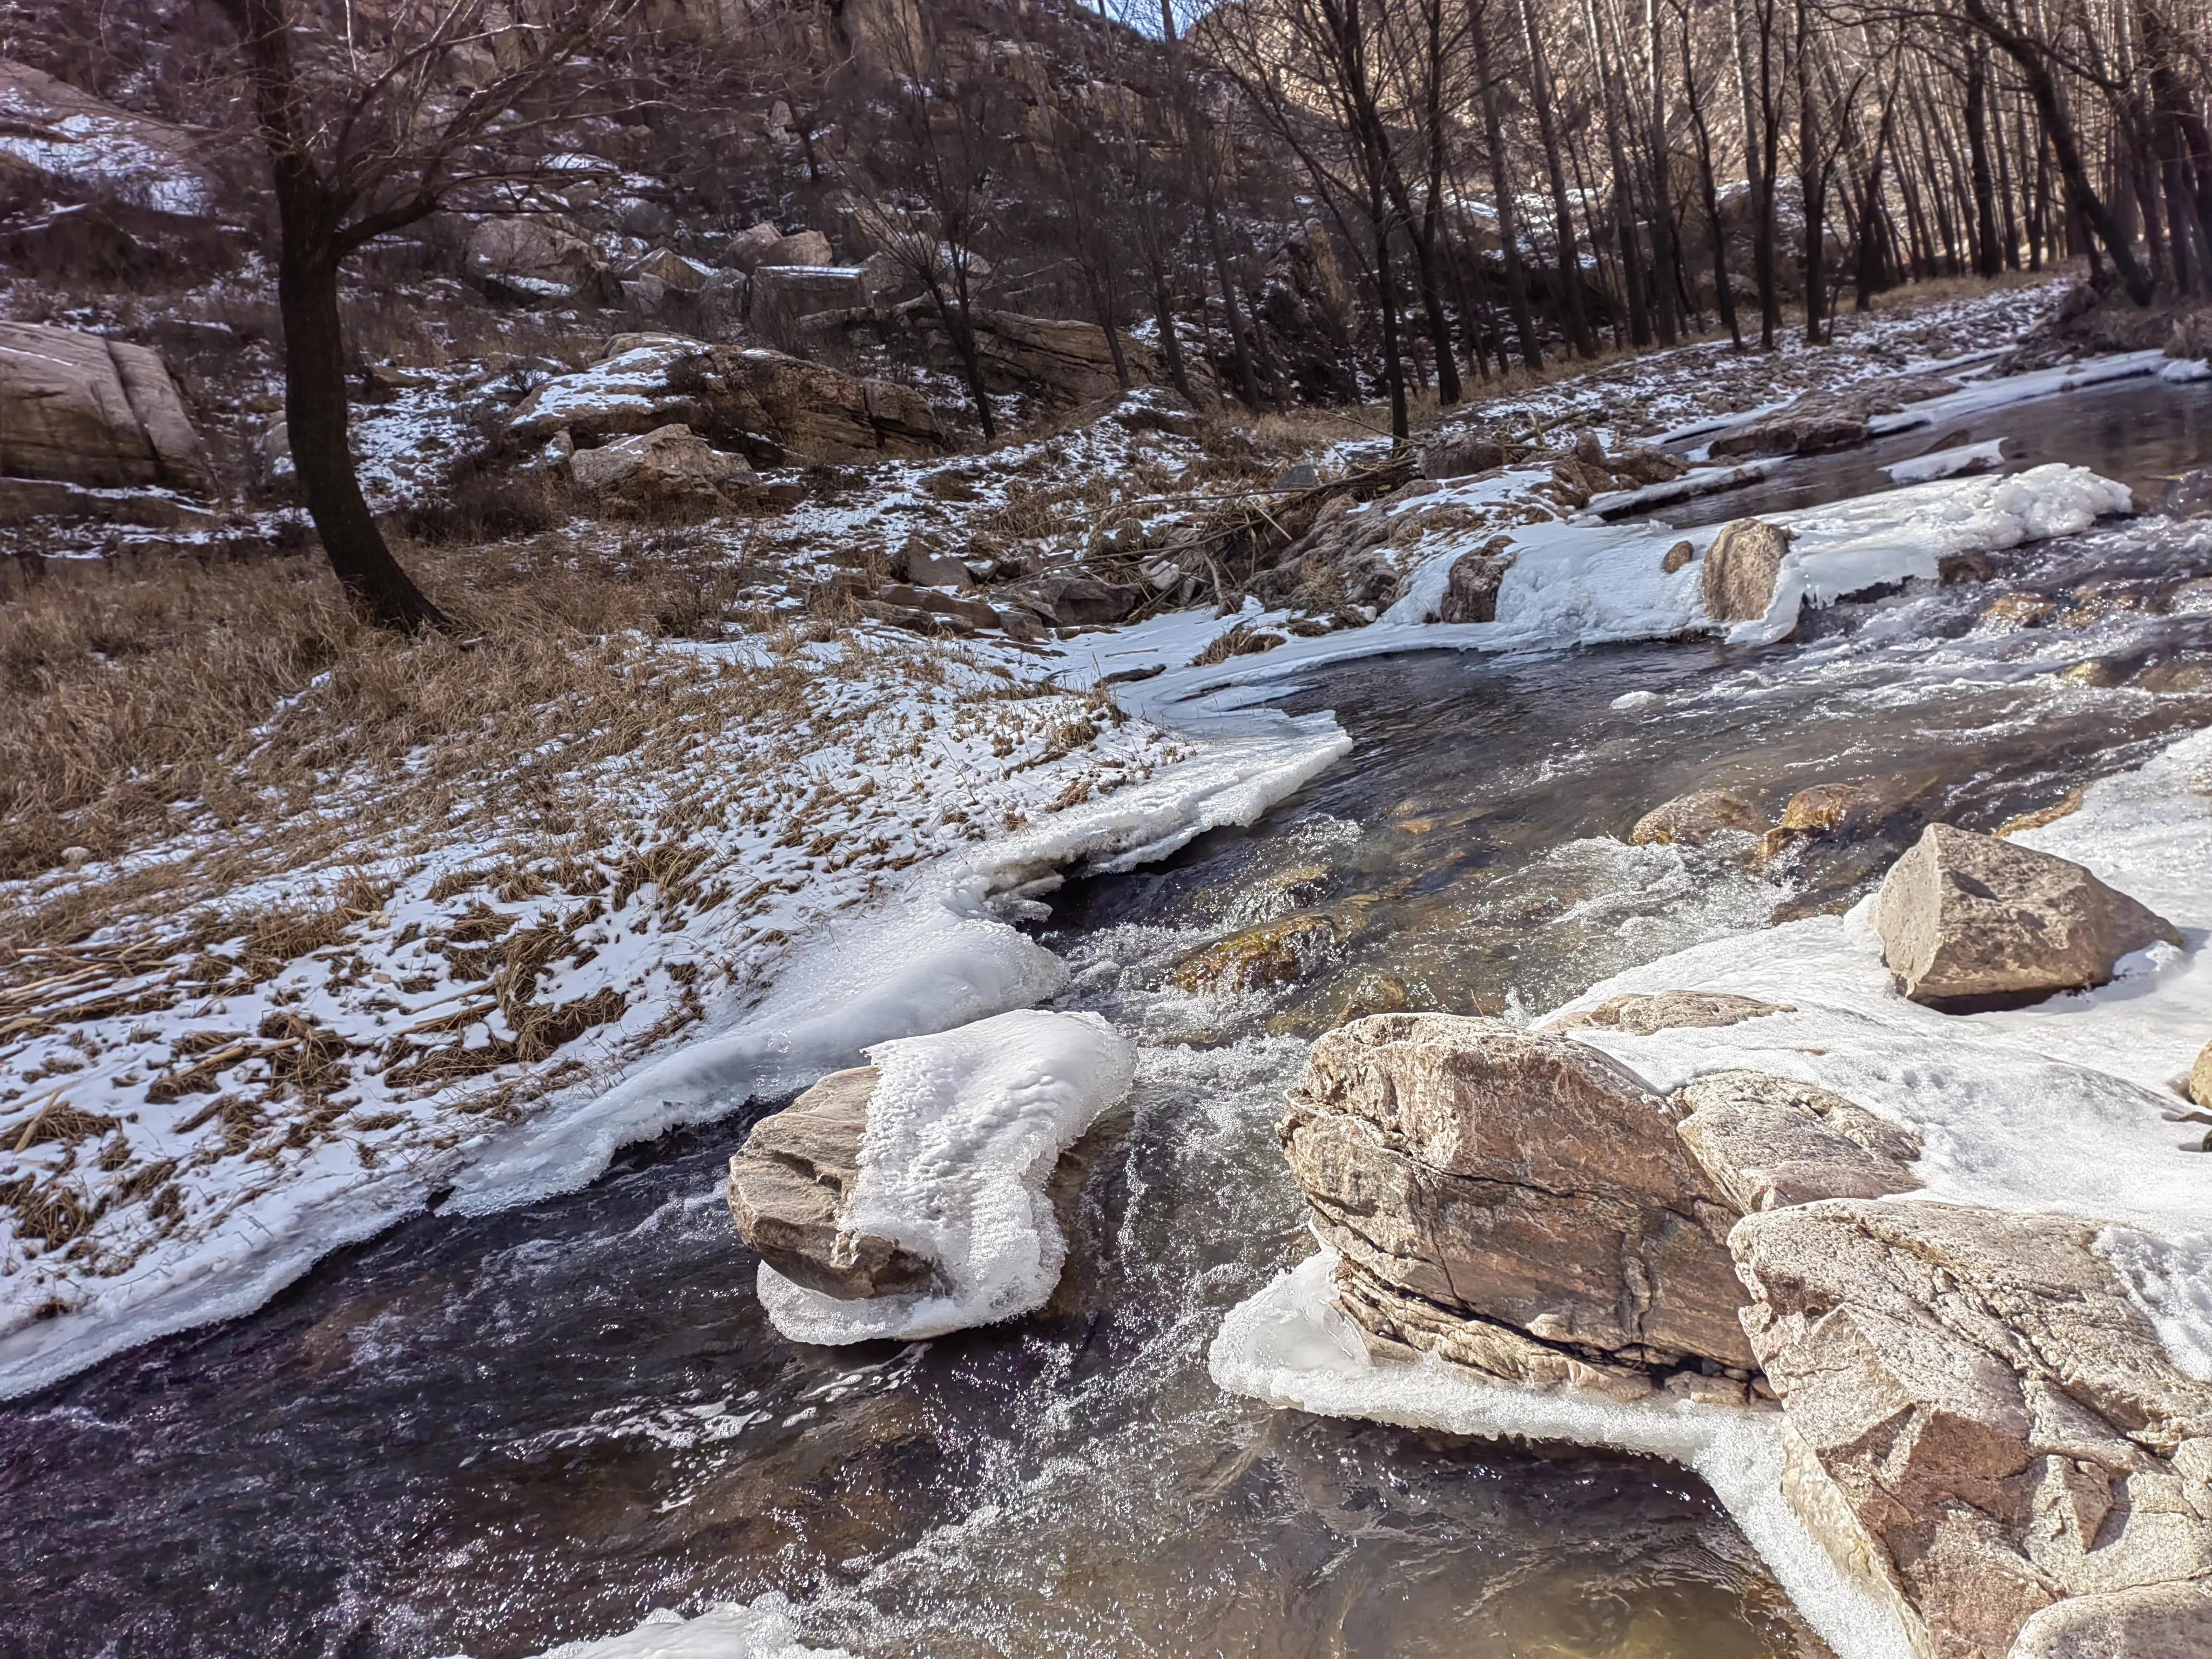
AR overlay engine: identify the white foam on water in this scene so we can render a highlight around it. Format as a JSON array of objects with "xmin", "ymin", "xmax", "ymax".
[
  {"xmin": 757, "ymin": 1009, "xmax": 1136, "ymax": 1344},
  {"xmin": 1209, "ymin": 1250, "xmax": 1920, "ymax": 1659},
  {"xmin": 513, "ymin": 1596, "xmax": 850, "ymax": 1658}
]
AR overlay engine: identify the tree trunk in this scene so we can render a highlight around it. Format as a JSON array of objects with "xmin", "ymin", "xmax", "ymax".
[
  {"xmin": 1796, "ymin": 0, "xmax": 1825, "ymax": 344},
  {"xmin": 1682, "ymin": 17, "xmax": 1742, "ymax": 345},
  {"xmin": 1521, "ymin": 0, "xmax": 1594, "ymax": 356},
  {"xmin": 1471, "ymin": 0, "xmax": 1542, "ymax": 368},
  {"xmin": 278, "ymin": 242, "xmax": 448, "ymax": 632},
  {"xmin": 1149, "ymin": 278, "xmax": 1198, "ymax": 406},
  {"xmin": 1589, "ymin": 0, "xmax": 1650, "ymax": 347},
  {"xmin": 1643, "ymin": 0, "xmax": 1680, "ymax": 345},
  {"xmin": 1964, "ymin": 44, "xmax": 2004, "ymax": 276}
]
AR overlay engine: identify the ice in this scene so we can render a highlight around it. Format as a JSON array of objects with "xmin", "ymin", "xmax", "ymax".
[
  {"xmin": 517, "ymin": 1596, "xmax": 849, "ymax": 1658},
  {"xmin": 1881, "ymin": 437, "xmax": 2005, "ymax": 484},
  {"xmin": 1209, "ymin": 1250, "xmax": 1919, "ymax": 1659},
  {"xmin": 757, "ymin": 1009, "xmax": 1136, "ymax": 1344},
  {"xmin": 2160, "ymin": 356, "xmax": 2212, "ymax": 383}
]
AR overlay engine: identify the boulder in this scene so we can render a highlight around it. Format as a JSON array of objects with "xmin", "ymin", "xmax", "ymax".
[
  {"xmin": 1669, "ymin": 1071, "xmax": 1921, "ymax": 1212},
  {"xmin": 723, "ymin": 222, "xmax": 834, "ymax": 272},
  {"xmin": 725, "ymin": 1065, "xmax": 935, "ymax": 1299},
  {"xmin": 1282, "ymin": 1015, "xmax": 1759, "ymax": 1387},
  {"xmin": 1420, "ymin": 433, "xmax": 1506, "ymax": 481},
  {"xmin": 568, "ymin": 423, "xmax": 755, "ymax": 503},
  {"xmin": 464, "ymin": 215, "xmax": 613, "ymax": 302},
  {"xmin": 625, "ymin": 246, "xmax": 711, "ymax": 293},
  {"xmin": 1873, "ymin": 823, "xmax": 2182, "ymax": 1007},
  {"xmin": 1732, "ymin": 1201, "xmax": 2212, "ymax": 1659},
  {"xmin": 1547, "ymin": 990, "xmax": 1796, "ymax": 1037},
  {"xmin": 2012, "ymin": 1582, "xmax": 2212, "ymax": 1659},
  {"xmin": 1629, "ymin": 788, "xmax": 1762, "ymax": 846},
  {"xmin": 2192, "ymin": 1042, "xmax": 2212, "ymax": 1111},
  {"xmin": 1434, "ymin": 544, "xmax": 1514, "ymax": 623},
  {"xmin": 0, "ymin": 321, "xmax": 207, "ymax": 494},
  {"xmin": 1706, "ymin": 374, "xmax": 1960, "ymax": 460},
  {"xmin": 1662, "ymin": 539, "xmax": 1696, "ymax": 574},
  {"xmin": 1169, "ymin": 913, "xmax": 1341, "ymax": 995},
  {"xmin": 749, "ymin": 265, "xmax": 874, "ymax": 339},
  {"xmin": 1701, "ymin": 517, "xmax": 1795, "ymax": 623},
  {"xmin": 894, "ymin": 545, "xmax": 972, "ymax": 588},
  {"xmin": 903, "ymin": 306, "xmax": 1200, "ymax": 409},
  {"xmin": 1011, "ymin": 573, "xmax": 1144, "ymax": 629},
  {"xmin": 508, "ymin": 335, "xmax": 944, "ymax": 461}
]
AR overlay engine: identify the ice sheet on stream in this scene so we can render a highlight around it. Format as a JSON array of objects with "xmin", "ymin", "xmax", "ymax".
[
  {"xmin": 1068, "ymin": 463, "xmax": 2136, "ymax": 713},
  {"xmin": 757, "ymin": 1010, "xmax": 1136, "ymax": 1343}
]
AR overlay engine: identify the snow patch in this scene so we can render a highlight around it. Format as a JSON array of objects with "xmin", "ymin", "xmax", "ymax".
[
  {"xmin": 1881, "ymin": 438, "xmax": 2006, "ymax": 485},
  {"xmin": 758, "ymin": 1009, "xmax": 1135, "ymax": 1344}
]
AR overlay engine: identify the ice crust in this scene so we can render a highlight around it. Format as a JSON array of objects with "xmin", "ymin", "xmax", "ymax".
[
  {"xmin": 1881, "ymin": 437, "xmax": 2005, "ymax": 484},
  {"xmin": 757, "ymin": 1009, "xmax": 1136, "ymax": 1344},
  {"xmin": 1208, "ymin": 1250, "xmax": 1919, "ymax": 1659},
  {"xmin": 516, "ymin": 1596, "xmax": 848, "ymax": 1659}
]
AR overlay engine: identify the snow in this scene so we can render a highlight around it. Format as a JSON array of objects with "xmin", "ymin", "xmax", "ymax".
[
  {"xmin": 1208, "ymin": 1249, "xmax": 1918, "ymax": 1659},
  {"xmin": 2162, "ymin": 356, "xmax": 2212, "ymax": 384},
  {"xmin": 757, "ymin": 1009, "xmax": 1135, "ymax": 1344},
  {"xmin": 1881, "ymin": 437, "xmax": 2005, "ymax": 484},
  {"xmin": 515, "ymin": 1597, "xmax": 848, "ymax": 1659}
]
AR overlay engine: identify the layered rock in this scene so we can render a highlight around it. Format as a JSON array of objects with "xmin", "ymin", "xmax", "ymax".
[
  {"xmin": 726, "ymin": 1065, "xmax": 935, "ymax": 1299},
  {"xmin": 1873, "ymin": 824, "xmax": 2182, "ymax": 1007},
  {"xmin": 1734, "ymin": 1201, "xmax": 2212, "ymax": 1658},
  {"xmin": 0, "ymin": 322, "xmax": 208, "ymax": 511},
  {"xmin": 1701, "ymin": 517, "xmax": 1795, "ymax": 623}
]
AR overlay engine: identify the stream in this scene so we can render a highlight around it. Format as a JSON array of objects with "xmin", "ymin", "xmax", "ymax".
[{"xmin": 4, "ymin": 374, "xmax": 2210, "ymax": 1658}]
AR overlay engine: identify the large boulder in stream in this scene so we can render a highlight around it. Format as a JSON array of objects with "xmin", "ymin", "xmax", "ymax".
[
  {"xmin": 1629, "ymin": 789, "xmax": 1763, "ymax": 847},
  {"xmin": 1701, "ymin": 517, "xmax": 1795, "ymax": 624},
  {"xmin": 1279, "ymin": 1015, "xmax": 1926, "ymax": 1400},
  {"xmin": 1873, "ymin": 824, "xmax": 2181, "ymax": 1008}
]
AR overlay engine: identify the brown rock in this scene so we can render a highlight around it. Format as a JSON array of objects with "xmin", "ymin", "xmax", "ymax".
[
  {"xmin": 1420, "ymin": 433, "xmax": 1506, "ymax": 480},
  {"xmin": 2190, "ymin": 1042, "xmax": 2212, "ymax": 1111},
  {"xmin": 1547, "ymin": 990, "xmax": 1795, "ymax": 1036},
  {"xmin": 1732, "ymin": 1201, "xmax": 2212, "ymax": 1659},
  {"xmin": 1612, "ymin": 446, "xmax": 1691, "ymax": 488},
  {"xmin": 1434, "ymin": 542, "xmax": 1516, "ymax": 623},
  {"xmin": 1282, "ymin": 1014, "xmax": 1758, "ymax": 1374},
  {"xmin": 1706, "ymin": 374, "xmax": 1959, "ymax": 460},
  {"xmin": 2012, "ymin": 1581, "xmax": 2212, "ymax": 1658},
  {"xmin": 1982, "ymin": 592, "xmax": 2060, "ymax": 630},
  {"xmin": 0, "ymin": 321, "xmax": 207, "ymax": 494},
  {"xmin": 1629, "ymin": 788, "xmax": 1763, "ymax": 846},
  {"xmin": 1662, "ymin": 538, "xmax": 1696, "ymax": 574},
  {"xmin": 1170, "ymin": 913, "xmax": 1341, "ymax": 995},
  {"xmin": 1669, "ymin": 1071, "xmax": 1921, "ymax": 1212},
  {"xmin": 1014, "ymin": 574, "xmax": 1144, "ymax": 629},
  {"xmin": 568, "ymin": 423, "xmax": 756, "ymax": 502},
  {"xmin": 1873, "ymin": 823, "xmax": 2182, "ymax": 1007},
  {"xmin": 1702, "ymin": 518, "xmax": 1796, "ymax": 623},
  {"xmin": 725, "ymin": 1065, "xmax": 936, "ymax": 1299}
]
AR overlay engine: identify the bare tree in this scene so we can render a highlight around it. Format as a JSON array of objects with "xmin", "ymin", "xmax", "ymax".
[{"xmin": 213, "ymin": 0, "xmax": 639, "ymax": 631}]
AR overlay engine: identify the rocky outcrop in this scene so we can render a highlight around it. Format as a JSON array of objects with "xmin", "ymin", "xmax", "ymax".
[
  {"xmin": 748, "ymin": 265, "xmax": 874, "ymax": 338},
  {"xmin": 508, "ymin": 334, "xmax": 944, "ymax": 461},
  {"xmin": 1701, "ymin": 517, "xmax": 1795, "ymax": 623},
  {"xmin": 1706, "ymin": 373, "xmax": 1960, "ymax": 460},
  {"xmin": 724, "ymin": 222, "xmax": 834, "ymax": 271},
  {"xmin": 568, "ymin": 423, "xmax": 756, "ymax": 505},
  {"xmin": 0, "ymin": 321, "xmax": 207, "ymax": 504},
  {"xmin": 903, "ymin": 306, "xmax": 1196, "ymax": 408},
  {"xmin": 1282, "ymin": 1015, "xmax": 1764, "ymax": 1397},
  {"xmin": 1629, "ymin": 789, "xmax": 1763, "ymax": 846},
  {"xmin": 725, "ymin": 1065, "xmax": 935, "ymax": 1299},
  {"xmin": 1873, "ymin": 824, "xmax": 2182, "ymax": 1007},
  {"xmin": 1734, "ymin": 1201, "xmax": 2212, "ymax": 1659}
]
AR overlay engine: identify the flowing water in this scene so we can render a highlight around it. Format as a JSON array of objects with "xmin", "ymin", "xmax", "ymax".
[{"xmin": 4, "ymin": 378, "xmax": 2210, "ymax": 1659}]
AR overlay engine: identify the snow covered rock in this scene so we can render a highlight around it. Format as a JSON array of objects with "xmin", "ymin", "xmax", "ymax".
[
  {"xmin": 1547, "ymin": 990, "xmax": 1796, "ymax": 1036},
  {"xmin": 1873, "ymin": 824, "xmax": 2182, "ymax": 1008},
  {"xmin": 748, "ymin": 265, "xmax": 873, "ymax": 336},
  {"xmin": 725, "ymin": 1065, "xmax": 935, "ymax": 1299},
  {"xmin": 1705, "ymin": 373, "xmax": 1960, "ymax": 460},
  {"xmin": 1733, "ymin": 1199, "xmax": 2212, "ymax": 1659},
  {"xmin": 568, "ymin": 422, "xmax": 756, "ymax": 504},
  {"xmin": 749, "ymin": 1010, "xmax": 1136, "ymax": 1344},
  {"xmin": 0, "ymin": 321, "xmax": 207, "ymax": 497},
  {"xmin": 1629, "ymin": 788, "xmax": 1763, "ymax": 846},
  {"xmin": 0, "ymin": 60, "xmax": 217, "ymax": 215},
  {"xmin": 507, "ymin": 334, "xmax": 943, "ymax": 461},
  {"xmin": 1701, "ymin": 517, "xmax": 1796, "ymax": 623}
]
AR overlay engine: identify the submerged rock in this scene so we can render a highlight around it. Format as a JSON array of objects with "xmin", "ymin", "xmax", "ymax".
[
  {"xmin": 1873, "ymin": 824, "xmax": 2181, "ymax": 1007},
  {"xmin": 1170, "ymin": 912, "xmax": 1341, "ymax": 994},
  {"xmin": 1629, "ymin": 789, "xmax": 1763, "ymax": 847},
  {"xmin": 1701, "ymin": 518, "xmax": 1794, "ymax": 623},
  {"xmin": 726, "ymin": 1065, "xmax": 936, "ymax": 1300}
]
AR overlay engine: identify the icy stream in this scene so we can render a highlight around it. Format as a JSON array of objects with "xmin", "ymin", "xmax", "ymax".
[{"xmin": 3, "ymin": 379, "xmax": 2210, "ymax": 1658}]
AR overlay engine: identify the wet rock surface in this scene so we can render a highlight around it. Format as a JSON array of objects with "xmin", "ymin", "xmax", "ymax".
[
  {"xmin": 1701, "ymin": 517, "xmax": 1796, "ymax": 623},
  {"xmin": 1629, "ymin": 789, "xmax": 1764, "ymax": 847}
]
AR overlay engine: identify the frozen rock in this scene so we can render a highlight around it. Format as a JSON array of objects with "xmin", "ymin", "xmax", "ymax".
[
  {"xmin": 1732, "ymin": 1200, "xmax": 2212, "ymax": 1659},
  {"xmin": 1701, "ymin": 517, "xmax": 1796, "ymax": 623},
  {"xmin": 1433, "ymin": 544, "xmax": 1514, "ymax": 623},
  {"xmin": 0, "ymin": 321, "xmax": 206, "ymax": 495},
  {"xmin": 1629, "ymin": 788, "xmax": 1763, "ymax": 846},
  {"xmin": 1706, "ymin": 374, "xmax": 1960, "ymax": 460},
  {"xmin": 1546, "ymin": 990, "xmax": 1796, "ymax": 1036},
  {"xmin": 1873, "ymin": 823, "xmax": 2182, "ymax": 1007},
  {"xmin": 568, "ymin": 423, "xmax": 756, "ymax": 503},
  {"xmin": 725, "ymin": 1065, "xmax": 934, "ymax": 1299}
]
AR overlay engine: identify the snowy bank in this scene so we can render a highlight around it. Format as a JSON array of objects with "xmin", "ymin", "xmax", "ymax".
[{"xmin": 757, "ymin": 1009, "xmax": 1135, "ymax": 1344}]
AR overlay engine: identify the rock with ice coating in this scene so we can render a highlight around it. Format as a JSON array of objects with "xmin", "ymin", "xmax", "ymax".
[
  {"xmin": 1733, "ymin": 1199, "xmax": 2212, "ymax": 1659},
  {"xmin": 726, "ymin": 1065, "xmax": 934, "ymax": 1299},
  {"xmin": 1630, "ymin": 789, "xmax": 1763, "ymax": 847},
  {"xmin": 1873, "ymin": 824, "xmax": 2181, "ymax": 1007},
  {"xmin": 751, "ymin": 1009, "xmax": 1135, "ymax": 1345},
  {"xmin": 1702, "ymin": 518, "xmax": 1796, "ymax": 623}
]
